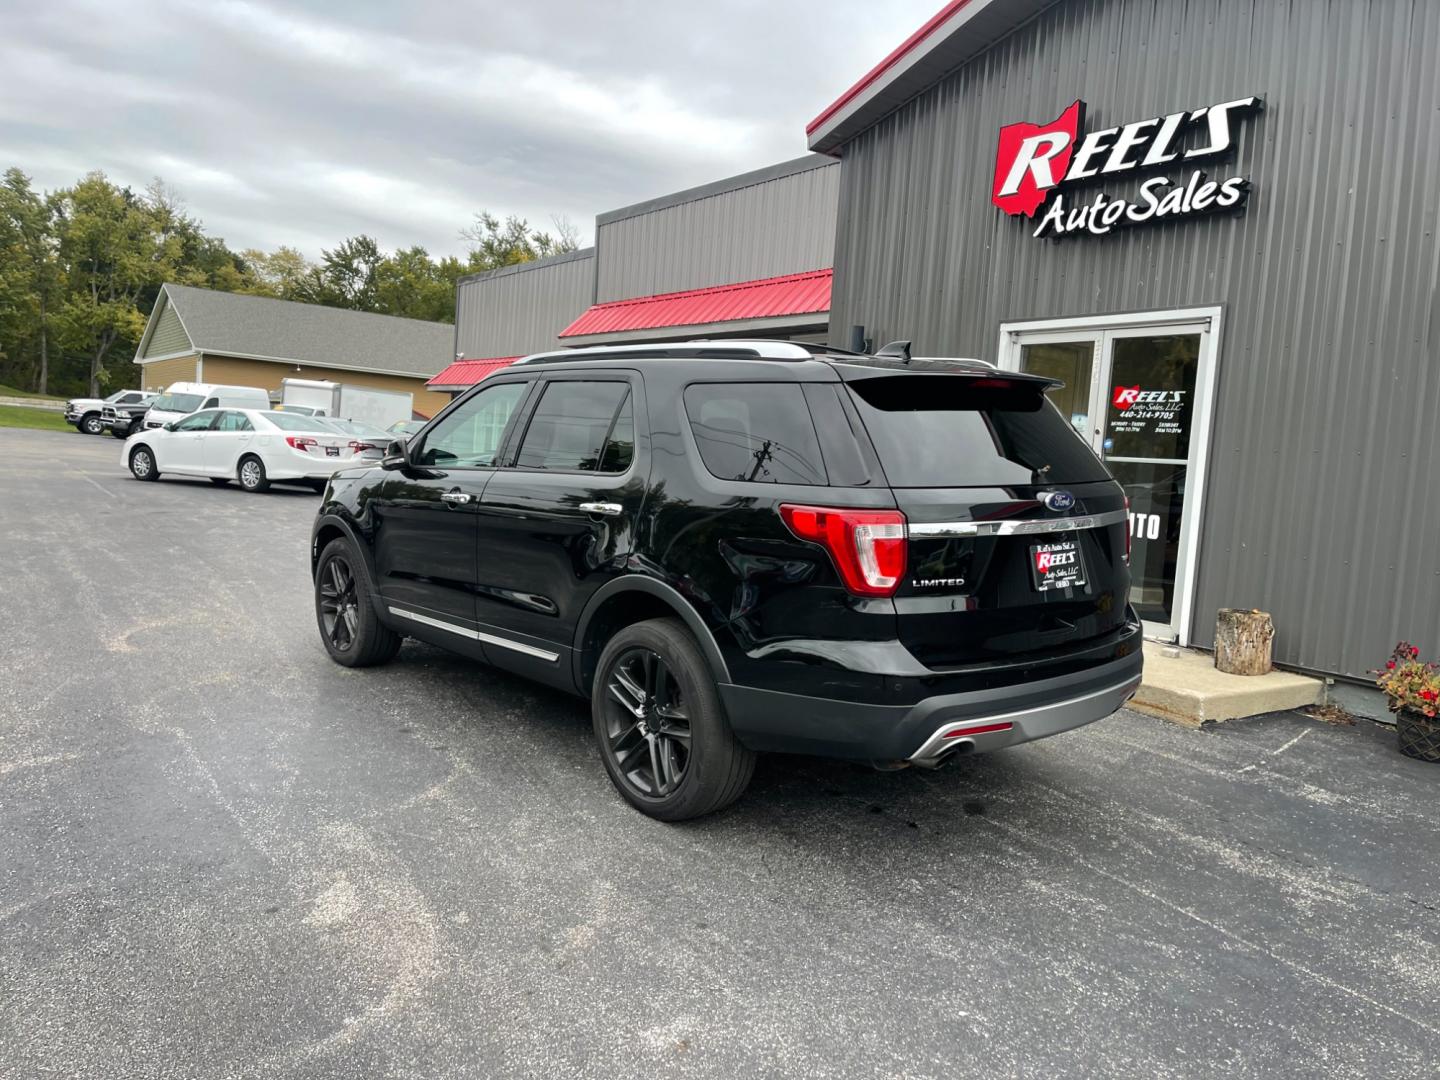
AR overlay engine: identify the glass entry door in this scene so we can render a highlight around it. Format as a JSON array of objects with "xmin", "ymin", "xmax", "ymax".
[{"xmin": 1008, "ymin": 317, "xmax": 1216, "ymax": 643}]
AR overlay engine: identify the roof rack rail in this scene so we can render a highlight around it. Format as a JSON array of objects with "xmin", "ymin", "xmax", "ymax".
[{"xmin": 516, "ymin": 340, "xmax": 814, "ymax": 365}]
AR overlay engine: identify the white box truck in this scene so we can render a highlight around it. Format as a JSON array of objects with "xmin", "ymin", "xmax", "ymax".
[{"xmin": 278, "ymin": 378, "xmax": 413, "ymax": 430}]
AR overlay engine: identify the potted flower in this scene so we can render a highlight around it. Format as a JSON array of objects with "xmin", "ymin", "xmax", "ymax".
[{"xmin": 1374, "ymin": 642, "xmax": 1440, "ymax": 762}]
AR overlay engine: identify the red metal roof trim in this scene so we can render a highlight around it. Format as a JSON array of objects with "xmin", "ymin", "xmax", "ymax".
[
  {"xmin": 426, "ymin": 356, "xmax": 519, "ymax": 388},
  {"xmin": 560, "ymin": 269, "xmax": 832, "ymax": 339},
  {"xmin": 806, "ymin": 0, "xmax": 975, "ymax": 136}
]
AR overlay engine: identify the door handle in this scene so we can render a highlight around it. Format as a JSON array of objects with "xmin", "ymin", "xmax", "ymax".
[
  {"xmin": 440, "ymin": 491, "xmax": 472, "ymax": 505},
  {"xmin": 579, "ymin": 501, "xmax": 622, "ymax": 517}
]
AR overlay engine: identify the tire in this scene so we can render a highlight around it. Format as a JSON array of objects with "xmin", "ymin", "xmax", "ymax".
[
  {"xmin": 110, "ymin": 427, "xmax": 128, "ymax": 440},
  {"xmin": 210, "ymin": 477, "xmax": 230, "ymax": 486},
  {"xmin": 79, "ymin": 413, "xmax": 103, "ymax": 436},
  {"xmin": 314, "ymin": 538, "xmax": 401, "ymax": 667},
  {"xmin": 237, "ymin": 455, "xmax": 270, "ymax": 492},
  {"xmin": 128, "ymin": 445, "xmax": 160, "ymax": 482},
  {"xmin": 592, "ymin": 617, "xmax": 755, "ymax": 821}
]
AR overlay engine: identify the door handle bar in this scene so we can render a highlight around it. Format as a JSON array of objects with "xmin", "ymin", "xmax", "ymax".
[
  {"xmin": 579, "ymin": 501, "xmax": 622, "ymax": 516},
  {"xmin": 440, "ymin": 491, "xmax": 472, "ymax": 505}
]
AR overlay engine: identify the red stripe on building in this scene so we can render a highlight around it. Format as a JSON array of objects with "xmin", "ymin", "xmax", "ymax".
[
  {"xmin": 806, "ymin": 0, "xmax": 975, "ymax": 136},
  {"xmin": 559, "ymin": 269, "xmax": 832, "ymax": 339},
  {"xmin": 427, "ymin": 356, "xmax": 520, "ymax": 389}
]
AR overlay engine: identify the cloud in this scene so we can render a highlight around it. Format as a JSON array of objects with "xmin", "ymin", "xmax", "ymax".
[{"xmin": 0, "ymin": 0, "xmax": 941, "ymax": 259}]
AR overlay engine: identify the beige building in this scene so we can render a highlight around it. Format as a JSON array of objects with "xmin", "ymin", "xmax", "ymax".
[{"xmin": 133, "ymin": 283, "xmax": 455, "ymax": 418}]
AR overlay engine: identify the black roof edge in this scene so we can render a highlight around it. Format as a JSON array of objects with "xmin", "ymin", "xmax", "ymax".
[{"xmin": 596, "ymin": 155, "xmax": 837, "ymax": 227}]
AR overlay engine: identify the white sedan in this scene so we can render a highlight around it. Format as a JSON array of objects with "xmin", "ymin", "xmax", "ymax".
[{"xmin": 122, "ymin": 408, "xmax": 378, "ymax": 492}]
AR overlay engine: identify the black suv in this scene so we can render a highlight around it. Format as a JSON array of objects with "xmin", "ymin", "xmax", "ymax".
[{"xmin": 311, "ymin": 341, "xmax": 1142, "ymax": 819}]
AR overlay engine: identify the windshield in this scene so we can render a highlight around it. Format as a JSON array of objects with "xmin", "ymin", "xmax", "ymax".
[
  {"xmin": 845, "ymin": 374, "xmax": 1112, "ymax": 487},
  {"xmin": 150, "ymin": 393, "xmax": 205, "ymax": 414},
  {"xmin": 260, "ymin": 411, "xmax": 332, "ymax": 432}
]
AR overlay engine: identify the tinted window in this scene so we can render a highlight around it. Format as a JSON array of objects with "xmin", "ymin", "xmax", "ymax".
[
  {"xmin": 515, "ymin": 381, "xmax": 630, "ymax": 472},
  {"xmin": 260, "ymin": 412, "xmax": 330, "ymax": 432},
  {"xmin": 173, "ymin": 410, "xmax": 218, "ymax": 432},
  {"xmin": 117, "ymin": 393, "xmax": 141, "ymax": 404},
  {"xmin": 597, "ymin": 394, "xmax": 634, "ymax": 473},
  {"xmin": 845, "ymin": 375, "xmax": 1112, "ymax": 487},
  {"xmin": 683, "ymin": 383, "xmax": 826, "ymax": 485},
  {"xmin": 417, "ymin": 382, "xmax": 526, "ymax": 467}
]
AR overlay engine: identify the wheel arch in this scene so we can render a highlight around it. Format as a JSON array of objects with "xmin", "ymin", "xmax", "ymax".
[
  {"xmin": 311, "ymin": 513, "xmax": 380, "ymax": 598},
  {"xmin": 573, "ymin": 577, "xmax": 731, "ymax": 695}
]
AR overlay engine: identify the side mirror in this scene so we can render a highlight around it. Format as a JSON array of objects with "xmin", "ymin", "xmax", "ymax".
[
  {"xmin": 380, "ymin": 439, "xmax": 410, "ymax": 470},
  {"xmin": 163, "ymin": 422, "xmax": 176, "ymax": 432}
]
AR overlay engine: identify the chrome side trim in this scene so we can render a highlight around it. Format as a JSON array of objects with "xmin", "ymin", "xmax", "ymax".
[
  {"xmin": 909, "ymin": 508, "xmax": 1130, "ymax": 538},
  {"xmin": 907, "ymin": 674, "xmax": 1142, "ymax": 762},
  {"xmin": 387, "ymin": 606, "xmax": 560, "ymax": 662}
]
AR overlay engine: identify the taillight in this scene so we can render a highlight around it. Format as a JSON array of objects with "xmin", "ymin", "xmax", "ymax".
[
  {"xmin": 1123, "ymin": 495, "xmax": 1132, "ymax": 565},
  {"xmin": 779, "ymin": 504, "xmax": 907, "ymax": 597},
  {"xmin": 286, "ymin": 436, "xmax": 317, "ymax": 451},
  {"xmin": 348, "ymin": 441, "xmax": 377, "ymax": 453}
]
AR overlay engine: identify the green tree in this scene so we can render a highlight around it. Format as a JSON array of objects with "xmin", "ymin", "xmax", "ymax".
[
  {"xmin": 0, "ymin": 169, "xmax": 63, "ymax": 394},
  {"xmin": 240, "ymin": 246, "xmax": 315, "ymax": 300},
  {"xmin": 373, "ymin": 245, "xmax": 456, "ymax": 322},
  {"xmin": 459, "ymin": 211, "xmax": 580, "ymax": 272},
  {"xmin": 52, "ymin": 172, "xmax": 178, "ymax": 396}
]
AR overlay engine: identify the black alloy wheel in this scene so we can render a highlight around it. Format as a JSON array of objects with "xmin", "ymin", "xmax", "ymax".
[
  {"xmin": 313, "ymin": 538, "xmax": 402, "ymax": 667},
  {"xmin": 592, "ymin": 618, "xmax": 755, "ymax": 820},
  {"xmin": 603, "ymin": 647, "xmax": 693, "ymax": 799},
  {"xmin": 318, "ymin": 556, "xmax": 361, "ymax": 653}
]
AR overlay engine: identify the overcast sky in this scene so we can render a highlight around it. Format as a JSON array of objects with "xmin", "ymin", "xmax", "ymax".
[{"xmin": 0, "ymin": 0, "xmax": 940, "ymax": 259}]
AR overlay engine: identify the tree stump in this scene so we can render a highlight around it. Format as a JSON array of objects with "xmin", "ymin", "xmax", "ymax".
[{"xmin": 1214, "ymin": 609, "xmax": 1274, "ymax": 675}]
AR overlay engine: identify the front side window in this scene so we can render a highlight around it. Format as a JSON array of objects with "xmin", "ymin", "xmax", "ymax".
[
  {"xmin": 514, "ymin": 381, "xmax": 632, "ymax": 472},
  {"xmin": 173, "ymin": 411, "xmax": 218, "ymax": 432},
  {"xmin": 683, "ymin": 383, "xmax": 826, "ymax": 485},
  {"xmin": 117, "ymin": 392, "xmax": 141, "ymax": 405},
  {"xmin": 417, "ymin": 382, "xmax": 527, "ymax": 468}
]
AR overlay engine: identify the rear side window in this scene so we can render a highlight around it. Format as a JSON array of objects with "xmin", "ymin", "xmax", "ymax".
[
  {"xmin": 514, "ymin": 381, "xmax": 632, "ymax": 472},
  {"xmin": 845, "ymin": 375, "xmax": 1111, "ymax": 487},
  {"xmin": 683, "ymin": 383, "xmax": 826, "ymax": 485}
]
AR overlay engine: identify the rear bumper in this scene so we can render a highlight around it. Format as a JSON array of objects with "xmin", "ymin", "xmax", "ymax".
[{"xmin": 717, "ymin": 630, "xmax": 1143, "ymax": 762}]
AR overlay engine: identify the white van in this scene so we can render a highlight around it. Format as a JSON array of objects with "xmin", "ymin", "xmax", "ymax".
[{"xmin": 142, "ymin": 382, "xmax": 272, "ymax": 430}]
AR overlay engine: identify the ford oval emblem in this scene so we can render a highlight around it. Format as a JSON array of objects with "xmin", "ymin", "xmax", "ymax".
[{"xmin": 1041, "ymin": 490, "xmax": 1076, "ymax": 512}]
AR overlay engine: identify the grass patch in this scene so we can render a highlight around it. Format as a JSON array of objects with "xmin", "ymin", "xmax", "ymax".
[
  {"xmin": 0, "ymin": 404, "xmax": 73, "ymax": 432},
  {"xmin": 0, "ymin": 383, "xmax": 66, "ymax": 402}
]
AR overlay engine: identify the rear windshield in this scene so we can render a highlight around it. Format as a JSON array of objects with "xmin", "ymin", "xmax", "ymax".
[
  {"xmin": 150, "ymin": 393, "xmax": 204, "ymax": 414},
  {"xmin": 845, "ymin": 375, "xmax": 1111, "ymax": 487},
  {"xmin": 260, "ymin": 411, "xmax": 331, "ymax": 432}
]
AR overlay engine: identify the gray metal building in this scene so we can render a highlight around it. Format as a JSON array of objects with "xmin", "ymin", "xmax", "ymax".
[
  {"xmin": 442, "ymin": 156, "xmax": 839, "ymax": 389},
  {"xmin": 811, "ymin": 0, "xmax": 1439, "ymax": 679}
]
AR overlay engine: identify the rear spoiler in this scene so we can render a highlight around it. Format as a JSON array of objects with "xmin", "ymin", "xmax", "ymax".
[{"xmin": 833, "ymin": 362, "xmax": 1063, "ymax": 391}]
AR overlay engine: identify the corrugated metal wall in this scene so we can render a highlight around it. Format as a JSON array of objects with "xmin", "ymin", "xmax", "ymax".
[
  {"xmin": 596, "ymin": 160, "xmax": 839, "ymax": 302},
  {"xmin": 454, "ymin": 249, "xmax": 595, "ymax": 359},
  {"xmin": 829, "ymin": 0, "xmax": 1440, "ymax": 679}
]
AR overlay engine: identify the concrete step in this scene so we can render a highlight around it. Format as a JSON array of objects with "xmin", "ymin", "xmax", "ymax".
[{"xmin": 1131, "ymin": 640, "xmax": 1323, "ymax": 727}]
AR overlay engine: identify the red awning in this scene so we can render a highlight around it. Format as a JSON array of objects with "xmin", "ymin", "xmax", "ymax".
[
  {"xmin": 559, "ymin": 268, "xmax": 831, "ymax": 339},
  {"xmin": 427, "ymin": 356, "xmax": 520, "ymax": 389}
]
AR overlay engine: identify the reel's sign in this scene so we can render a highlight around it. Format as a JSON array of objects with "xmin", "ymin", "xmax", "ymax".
[{"xmin": 992, "ymin": 97, "xmax": 1261, "ymax": 239}]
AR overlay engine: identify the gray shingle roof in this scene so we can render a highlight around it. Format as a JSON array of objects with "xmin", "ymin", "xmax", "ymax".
[{"xmin": 148, "ymin": 283, "xmax": 454, "ymax": 377}]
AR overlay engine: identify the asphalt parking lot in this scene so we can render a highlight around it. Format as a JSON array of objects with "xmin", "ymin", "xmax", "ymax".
[{"xmin": 2, "ymin": 427, "xmax": 1438, "ymax": 1079}]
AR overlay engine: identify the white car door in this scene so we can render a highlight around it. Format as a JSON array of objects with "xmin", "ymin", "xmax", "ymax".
[
  {"xmin": 201, "ymin": 411, "xmax": 257, "ymax": 477},
  {"xmin": 160, "ymin": 410, "xmax": 220, "ymax": 474}
]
